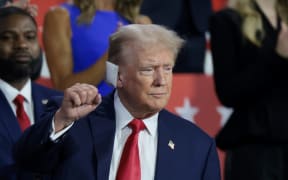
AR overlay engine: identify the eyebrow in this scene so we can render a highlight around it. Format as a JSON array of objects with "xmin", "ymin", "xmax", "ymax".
[{"xmin": 0, "ymin": 29, "xmax": 37, "ymax": 34}]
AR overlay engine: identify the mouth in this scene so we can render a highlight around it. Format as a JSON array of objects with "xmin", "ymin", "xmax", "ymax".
[
  {"xmin": 150, "ymin": 93, "xmax": 167, "ymax": 98},
  {"xmin": 12, "ymin": 53, "xmax": 32, "ymax": 63}
]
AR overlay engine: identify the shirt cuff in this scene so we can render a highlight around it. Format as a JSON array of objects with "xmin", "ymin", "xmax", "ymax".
[{"xmin": 49, "ymin": 117, "xmax": 74, "ymax": 141}]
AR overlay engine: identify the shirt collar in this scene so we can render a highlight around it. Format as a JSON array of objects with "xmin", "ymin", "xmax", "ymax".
[
  {"xmin": 114, "ymin": 91, "xmax": 158, "ymax": 137},
  {"xmin": 0, "ymin": 78, "xmax": 32, "ymax": 104}
]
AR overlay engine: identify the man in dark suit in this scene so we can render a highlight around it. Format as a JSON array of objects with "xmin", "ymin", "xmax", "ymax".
[
  {"xmin": 0, "ymin": 7, "xmax": 61, "ymax": 180},
  {"xmin": 141, "ymin": 0, "xmax": 212, "ymax": 73},
  {"xmin": 0, "ymin": 0, "xmax": 41, "ymax": 80},
  {"xmin": 14, "ymin": 24, "xmax": 220, "ymax": 180}
]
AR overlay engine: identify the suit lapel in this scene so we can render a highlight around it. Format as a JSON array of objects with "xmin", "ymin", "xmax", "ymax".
[
  {"xmin": 154, "ymin": 110, "xmax": 177, "ymax": 179},
  {"xmin": 31, "ymin": 83, "xmax": 48, "ymax": 123},
  {"xmin": 0, "ymin": 90, "xmax": 21, "ymax": 142},
  {"xmin": 89, "ymin": 94, "xmax": 116, "ymax": 180}
]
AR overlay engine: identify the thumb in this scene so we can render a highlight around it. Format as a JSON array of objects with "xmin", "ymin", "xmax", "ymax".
[{"xmin": 75, "ymin": 104, "xmax": 98, "ymax": 118}]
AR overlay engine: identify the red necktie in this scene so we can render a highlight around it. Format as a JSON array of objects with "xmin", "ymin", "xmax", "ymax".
[
  {"xmin": 116, "ymin": 119, "xmax": 146, "ymax": 180},
  {"xmin": 13, "ymin": 95, "xmax": 31, "ymax": 131}
]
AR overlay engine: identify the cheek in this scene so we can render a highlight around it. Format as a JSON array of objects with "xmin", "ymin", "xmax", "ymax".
[
  {"xmin": 30, "ymin": 44, "xmax": 40, "ymax": 57},
  {"xmin": 139, "ymin": 81, "xmax": 153, "ymax": 95},
  {"xmin": 0, "ymin": 45, "xmax": 12, "ymax": 58},
  {"xmin": 167, "ymin": 76, "xmax": 173, "ymax": 88},
  {"xmin": 128, "ymin": 75, "xmax": 150, "ymax": 88}
]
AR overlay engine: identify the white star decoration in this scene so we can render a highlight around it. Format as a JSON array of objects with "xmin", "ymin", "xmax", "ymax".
[
  {"xmin": 175, "ymin": 97, "xmax": 199, "ymax": 123},
  {"xmin": 217, "ymin": 106, "xmax": 233, "ymax": 127}
]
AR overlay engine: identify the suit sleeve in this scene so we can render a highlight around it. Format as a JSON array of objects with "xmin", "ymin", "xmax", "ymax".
[{"xmin": 13, "ymin": 97, "xmax": 76, "ymax": 174}]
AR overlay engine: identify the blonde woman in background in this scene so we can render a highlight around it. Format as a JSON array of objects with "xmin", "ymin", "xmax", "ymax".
[
  {"xmin": 210, "ymin": 0, "xmax": 288, "ymax": 179},
  {"xmin": 43, "ymin": 0, "xmax": 151, "ymax": 95}
]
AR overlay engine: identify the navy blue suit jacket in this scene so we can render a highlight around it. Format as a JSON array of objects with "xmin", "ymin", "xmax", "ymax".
[
  {"xmin": 0, "ymin": 82, "xmax": 61, "ymax": 179},
  {"xmin": 15, "ymin": 93, "xmax": 220, "ymax": 180}
]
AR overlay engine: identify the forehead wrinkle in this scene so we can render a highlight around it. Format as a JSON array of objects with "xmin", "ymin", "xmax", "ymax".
[{"xmin": 139, "ymin": 59, "xmax": 174, "ymax": 69}]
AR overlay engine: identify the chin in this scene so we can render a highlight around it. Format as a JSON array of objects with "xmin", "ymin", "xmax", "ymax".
[{"xmin": 148, "ymin": 104, "xmax": 166, "ymax": 112}]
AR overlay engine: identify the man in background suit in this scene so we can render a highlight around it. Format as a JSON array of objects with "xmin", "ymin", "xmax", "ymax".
[
  {"xmin": 0, "ymin": 7, "xmax": 61, "ymax": 180},
  {"xmin": 141, "ymin": 0, "xmax": 212, "ymax": 73},
  {"xmin": 14, "ymin": 24, "xmax": 220, "ymax": 180},
  {"xmin": 0, "ymin": 0, "xmax": 41, "ymax": 81}
]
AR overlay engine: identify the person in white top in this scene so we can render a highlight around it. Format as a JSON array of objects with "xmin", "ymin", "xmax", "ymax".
[{"xmin": 14, "ymin": 24, "xmax": 220, "ymax": 180}]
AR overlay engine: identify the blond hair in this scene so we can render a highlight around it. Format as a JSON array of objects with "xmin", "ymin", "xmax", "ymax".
[
  {"xmin": 73, "ymin": 0, "xmax": 143, "ymax": 24},
  {"xmin": 232, "ymin": 0, "xmax": 288, "ymax": 46},
  {"xmin": 108, "ymin": 24, "xmax": 185, "ymax": 65}
]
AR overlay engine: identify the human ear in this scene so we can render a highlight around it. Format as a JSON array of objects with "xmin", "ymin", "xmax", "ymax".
[{"xmin": 117, "ymin": 73, "xmax": 124, "ymax": 88}]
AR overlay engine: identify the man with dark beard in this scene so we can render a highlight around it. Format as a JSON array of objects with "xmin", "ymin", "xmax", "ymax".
[
  {"xmin": 0, "ymin": 0, "xmax": 40, "ymax": 80},
  {"xmin": 0, "ymin": 7, "xmax": 61, "ymax": 180}
]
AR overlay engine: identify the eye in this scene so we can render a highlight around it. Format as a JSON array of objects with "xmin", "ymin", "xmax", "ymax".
[
  {"xmin": 163, "ymin": 65, "xmax": 173, "ymax": 73},
  {"xmin": 0, "ymin": 34, "xmax": 13, "ymax": 41},
  {"xmin": 139, "ymin": 67, "xmax": 154, "ymax": 76},
  {"xmin": 25, "ymin": 33, "xmax": 37, "ymax": 41}
]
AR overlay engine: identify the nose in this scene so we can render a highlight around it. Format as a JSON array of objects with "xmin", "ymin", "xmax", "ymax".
[
  {"xmin": 14, "ymin": 36, "xmax": 28, "ymax": 50},
  {"xmin": 154, "ymin": 67, "xmax": 167, "ymax": 86}
]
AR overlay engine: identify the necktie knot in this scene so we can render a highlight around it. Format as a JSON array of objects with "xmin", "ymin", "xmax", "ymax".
[
  {"xmin": 13, "ymin": 94, "xmax": 25, "ymax": 106},
  {"xmin": 129, "ymin": 119, "xmax": 145, "ymax": 133}
]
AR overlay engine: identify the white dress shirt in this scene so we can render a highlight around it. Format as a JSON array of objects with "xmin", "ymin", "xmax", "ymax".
[
  {"xmin": 0, "ymin": 78, "xmax": 35, "ymax": 124},
  {"xmin": 109, "ymin": 91, "xmax": 158, "ymax": 180}
]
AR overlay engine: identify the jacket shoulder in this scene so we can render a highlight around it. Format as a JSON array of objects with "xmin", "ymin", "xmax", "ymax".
[
  {"xmin": 160, "ymin": 109, "xmax": 213, "ymax": 143},
  {"xmin": 32, "ymin": 82, "xmax": 62, "ymax": 95}
]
